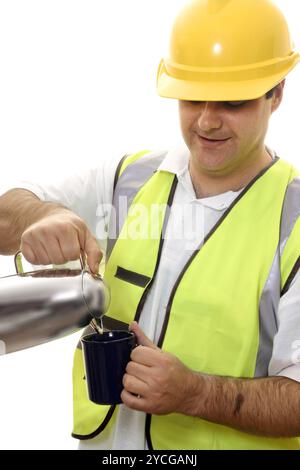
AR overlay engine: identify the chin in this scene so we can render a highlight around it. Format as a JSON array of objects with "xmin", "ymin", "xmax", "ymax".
[
  {"xmin": 191, "ymin": 149, "xmax": 231, "ymax": 172},
  {"xmin": 190, "ymin": 142, "xmax": 238, "ymax": 173}
]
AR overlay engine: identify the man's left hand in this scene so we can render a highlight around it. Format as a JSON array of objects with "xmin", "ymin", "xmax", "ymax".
[{"xmin": 121, "ymin": 321, "xmax": 197, "ymax": 415}]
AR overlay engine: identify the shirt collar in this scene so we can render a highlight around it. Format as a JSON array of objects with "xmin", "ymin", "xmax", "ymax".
[
  {"xmin": 157, "ymin": 143, "xmax": 190, "ymax": 176},
  {"xmin": 157, "ymin": 144, "xmax": 277, "ymax": 209}
]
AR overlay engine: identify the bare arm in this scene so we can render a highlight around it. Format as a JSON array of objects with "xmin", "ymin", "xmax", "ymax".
[
  {"xmin": 123, "ymin": 323, "xmax": 300, "ymax": 438},
  {"xmin": 0, "ymin": 188, "xmax": 102, "ymax": 273},
  {"xmin": 0, "ymin": 189, "xmax": 69, "ymax": 254},
  {"xmin": 181, "ymin": 373, "xmax": 300, "ymax": 438}
]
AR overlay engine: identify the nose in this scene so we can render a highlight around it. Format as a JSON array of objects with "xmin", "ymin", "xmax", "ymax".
[{"xmin": 197, "ymin": 102, "xmax": 222, "ymax": 133}]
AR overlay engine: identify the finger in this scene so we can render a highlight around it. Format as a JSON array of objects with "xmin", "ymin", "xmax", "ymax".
[
  {"xmin": 76, "ymin": 225, "xmax": 102, "ymax": 273},
  {"xmin": 120, "ymin": 389, "xmax": 149, "ymax": 412},
  {"xmin": 21, "ymin": 237, "xmax": 51, "ymax": 265},
  {"xmin": 126, "ymin": 361, "xmax": 151, "ymax": 383},
  {"xmin": 129, "ymin": 321, "xmax": 158, "ymax": 349},
  {"xmin": 19, "ymin": 241, "xmax": 38, "ymax": 265},
  {"xmin": 39, "ymin": 235, "xmax": 67, "ymax": 265},
  {"xmin": 130, "ymin": 345, "xmax": 163, "ymax": 367},
  {"xmin": 122, "ymin": 373, "xmax": 148, "ymax": 395},
  {"xmin": 83, "ymin": 231, "xmax": 103, "ymax": 274},
  {"xmin": 56, "ymin": 227, "xmax": 82, "ymax": 263},
  {"xmin": 35, "ymin": 235, "xmax": 65, "ymax": 266}
]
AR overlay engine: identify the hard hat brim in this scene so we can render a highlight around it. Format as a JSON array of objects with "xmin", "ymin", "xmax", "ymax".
[{"xmin": 157, "ymin": 53, "xmax": 300, "ymax": 101}]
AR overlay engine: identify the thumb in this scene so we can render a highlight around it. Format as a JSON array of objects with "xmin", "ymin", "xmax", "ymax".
[
  {"xmin": 84, "ymin": 231, "xmax": 103, "ymax": 274},
  {"xmin": 129, "ymin": 321, "xmax": 158, "ymax": 349}
]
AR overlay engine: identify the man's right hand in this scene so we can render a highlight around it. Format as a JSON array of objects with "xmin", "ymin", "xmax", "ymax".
[{"xmin": 20, "ymin": 210, "xmax": 102, "ymax": 274}]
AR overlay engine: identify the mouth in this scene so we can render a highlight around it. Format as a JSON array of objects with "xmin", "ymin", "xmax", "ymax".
[{"xmin": 197, "ymin": 134, "xmax": 231, "ymax": 147}]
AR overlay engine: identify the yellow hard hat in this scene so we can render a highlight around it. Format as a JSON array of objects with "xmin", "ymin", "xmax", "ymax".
[{"xmin": 157, "ymin": 0, "xmax": 300, "ymax": 101}]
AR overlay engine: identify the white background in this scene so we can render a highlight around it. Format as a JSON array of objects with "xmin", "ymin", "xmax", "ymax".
[{"xmin": 0, "ymin": 0, "xmax": 299, "ymax": 449}]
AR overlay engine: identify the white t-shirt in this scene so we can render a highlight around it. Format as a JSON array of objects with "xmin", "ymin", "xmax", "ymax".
[{"xmin": 7, "ymin": 144, "xmax": 300, "ymax": 450}]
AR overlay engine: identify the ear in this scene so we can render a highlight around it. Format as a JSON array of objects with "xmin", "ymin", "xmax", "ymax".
[{"xmin": 271, "ymin": 80, "xmax": 285, "ymax": 113}]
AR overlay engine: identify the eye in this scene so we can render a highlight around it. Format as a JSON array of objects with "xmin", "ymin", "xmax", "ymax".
[{"xmin": 224, "ymin": 101, "xmax": 247, "ymax": 108}]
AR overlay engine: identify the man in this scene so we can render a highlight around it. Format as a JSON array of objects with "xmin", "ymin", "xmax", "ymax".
[{"xmin": 1, "ymin": 0, "xmax": 300, "ymax": 449}]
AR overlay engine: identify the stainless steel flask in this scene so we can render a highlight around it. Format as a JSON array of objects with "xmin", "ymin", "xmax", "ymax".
[{"xmin": 0, "ymin": 251, "xmax": 110, "ymax": 354}]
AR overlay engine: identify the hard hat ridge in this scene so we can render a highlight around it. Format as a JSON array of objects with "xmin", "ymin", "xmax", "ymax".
[{"xmin": 157, "ymin": 0, "xmax": 300, "ymax": 101}]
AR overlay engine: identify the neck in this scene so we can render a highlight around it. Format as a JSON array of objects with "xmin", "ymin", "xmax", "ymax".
[{"xmin": 189, "ymin": 147, "xmax": 273, "ymax": 199}]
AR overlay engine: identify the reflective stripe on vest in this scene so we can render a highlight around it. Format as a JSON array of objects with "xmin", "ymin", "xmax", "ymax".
[
  {"xmin": 72, "ymin": 151, "xmax": 300, "ymax": 449},
  {"xmin": 106, "ymin": 150, "xmax": 167, "ymax": 261}
]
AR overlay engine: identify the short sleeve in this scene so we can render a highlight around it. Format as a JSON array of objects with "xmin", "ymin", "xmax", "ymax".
[
  {"xmin": 268, "ymin": 268, "xmax": 300, "ymax": 383},
  {"xmin": 1, "ymin": 154, "xmax": 124, "ymax": 256}
]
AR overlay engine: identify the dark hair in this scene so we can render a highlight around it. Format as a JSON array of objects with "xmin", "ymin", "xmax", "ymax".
[{"xmin": 266, "ymin": 86, "xmax": 278, "ymax": 99}]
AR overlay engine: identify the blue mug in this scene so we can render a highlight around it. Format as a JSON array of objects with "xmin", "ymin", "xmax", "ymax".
[{"xmin": 81, "ymin": 330, "xmax": 136, "ymax": 405}]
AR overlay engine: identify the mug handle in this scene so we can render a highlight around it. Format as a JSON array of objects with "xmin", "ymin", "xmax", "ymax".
[{"xmin": 14, "ymin": 250, "xmax": 85, "ymax": 275}]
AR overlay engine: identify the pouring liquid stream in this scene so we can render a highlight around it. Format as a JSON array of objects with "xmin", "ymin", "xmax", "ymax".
[{"xmin": 91, "ymin": 317, "xmax": 104, "ymax": 335}]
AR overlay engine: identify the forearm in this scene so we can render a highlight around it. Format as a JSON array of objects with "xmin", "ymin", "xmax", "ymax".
[
  {"xmin": 181, "ymin": 372, "xmax": 300, "ymax": 438},
  {"xmin": 0, "ymin": 189, "xmax": 69, "ymax": 254}
]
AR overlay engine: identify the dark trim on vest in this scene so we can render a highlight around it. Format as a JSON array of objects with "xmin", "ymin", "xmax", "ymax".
[
  {"xmin": 145, "ymin": 414, "xmax": 154, "ymax": 451},
  {"xmin": 115, "ymin": 266, "xmax": 151, "ymax": 288},
  {"xmin": 134, "ymin": 175, "xmax": 178, "ymax": 325},
  {"xmin": 142, "ymin": 177, "xmax": 178, "ymax": 452},
  {"xmin": 202, "ymin": 155, "xmax": 280, "ymax": 244},
  {"xmin": 157, "ymin": 156, "xmax": 280, "ymax": 349},
  {"xmin": 72, "ymin": 405, "xmax": 116, "ymax": 440},
  {"xmin": 113, "ymin": 154, "xmax": 129, "ymax": 193},
  {"xmin": 74, "ymin": 175, "xmax": 177, "ymax": 445},
  {"xmin": 281, "ymin": 255, "xmax": 300, "ymax": 297},
  {"xmin": 145, "ymin": 156, "xmax": 280, "ymax": 448},
  {"xmin": 80, "ymin": 157, "xmax": 175, "ymax": 446}
]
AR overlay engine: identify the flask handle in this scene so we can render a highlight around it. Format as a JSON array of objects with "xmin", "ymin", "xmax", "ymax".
[{"xmin": 14, "ymin": 250, "xmax": 85, "ymax": 275}]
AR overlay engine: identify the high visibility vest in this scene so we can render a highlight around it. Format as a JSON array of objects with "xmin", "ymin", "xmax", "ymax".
[{"xmin": 72, "ymin": 150, "xmax": 300, "ymax": 449}]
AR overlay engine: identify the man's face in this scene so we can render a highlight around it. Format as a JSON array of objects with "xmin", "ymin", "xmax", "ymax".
[{"xmin": 179, "ymin": 83, "xmax": 284, "ymax": 175}]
